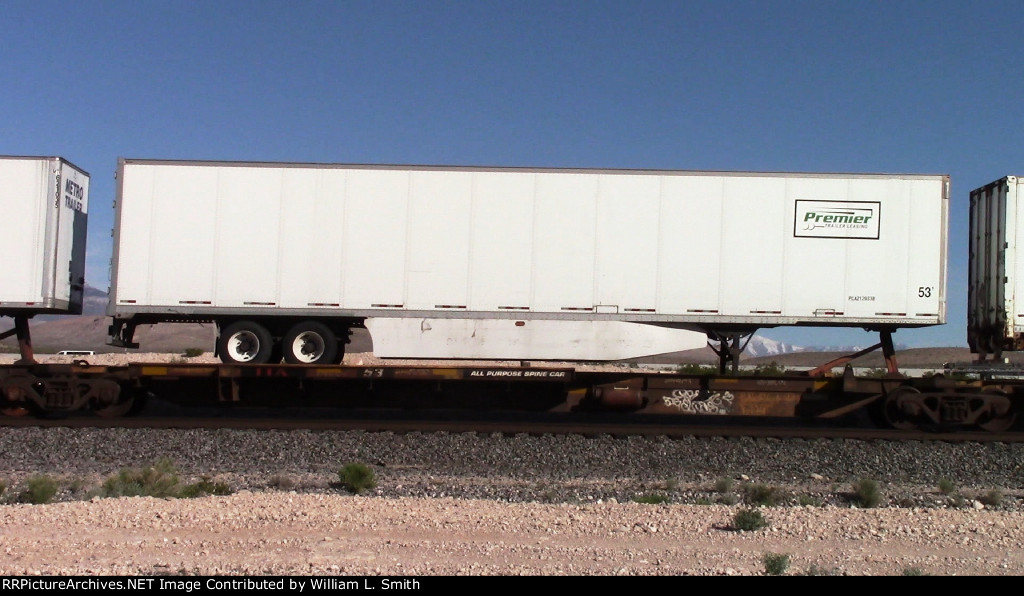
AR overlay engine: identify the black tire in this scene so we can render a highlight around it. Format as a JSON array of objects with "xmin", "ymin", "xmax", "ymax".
[
  {"xmin": 93, "ymin": 395, "xmax": 136, "ymax": 418},
  {"xmin": 869, "ymin": 387, "xmax": 920, "ymax": 431},
  {"xmin": 282, "ymin": 321, "xmax": 338, "ymax": 365},
  {"xmin": 218, "ymin": 321, "xmax": 275, "ymax": 364}
]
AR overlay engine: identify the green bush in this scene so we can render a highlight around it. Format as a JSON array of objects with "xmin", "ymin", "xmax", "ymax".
[
  {"xmin": 902, "ymin": 566, "xmax": 927, "ymax": 576},
  {"xmin": 797, "ymin": 494, "xmax": 823, "ymax": 507},
  {"xmin": 749, "ymin": 362, "xmax": 790, "ymax": 376},
  {"xmin": 732, "ymin": 508, "xmax": 768, "ymax": 531},
  {"xmin": 179, "ymin": 477, "xmax": 232, "ymax": 498},
  {"xmin": 676, "ymin": 363, "xmax": 717, "ymax": 375},
  {"xmin": 851, "ymin": 478, "xmax": 882, "ymax": 508},
  {"xmin": 763, "ymin": 552, "xmax": 791, "ymax": 576},
  {"xmin": 19, "ymin": 475, "xmax": 58, "ymax": 504},
  {"xmin": 632, "ymin": 493, "xmax": 670, "ymax": 504},
  {"xmin": 183, "ymin": 348, "xmax": 205, "ymax": 358},
  {"xmin": 979, "ymin": 488, "xmax": 1004, "ymax": 507},
  {"xmin": 101, "ymin": 458, "xmax": 230, "ymax": 499},
  {"xmin": 714, "ymin": 477, "xmax": 734, "ymax": 493},
  {"xmin": 719, "ymin": 493, "xmax": 738, "ymax": 505},
  {"xmin": 860, "ymin": 368, "xmax": 891, "ymax": 378},
  {"xmin": 102, "ymin": 458, "xmax": 182, "ymax": 498},
  {"xmin": 937, "ymin": 478, "xmax": 956, "ymax": 495},
  {"xmin": 338, "ymin": 463, "xmax": 377, "ymax": 494},
  {"xmin": 68, "ymin": 477, "xmax": 90, "ymax": 496},
  {"xmin": 743, "ymin": 483, "xmax": 784, "ymax": 506}
]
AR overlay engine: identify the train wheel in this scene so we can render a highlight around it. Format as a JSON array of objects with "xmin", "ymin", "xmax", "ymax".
[
  {"xmin": 874, "ymin": 387, "xmax": 920, "ymax": 431},
  {"xmin": 977, "ymin": 388, "xmax": 1017, "ymax": 433},
  {"xmin": 283, "ymin": 322, "xmax": 338, "ymax": 365},
  {"xmin": 93, "ymin": 395, "xmax": 136, "ymax": 418},
  {"xmin": 1, "ymin": 379, "xmax": 38, "ymax": 417},
  {"xmin": 219, "ymin": 321, "xmax": 275, "ymax": 364}
]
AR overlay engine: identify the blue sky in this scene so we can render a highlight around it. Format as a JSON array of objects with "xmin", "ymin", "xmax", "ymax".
[{"xmin": 3, "ymin": 0, "xmax": 1022, "ymax": 349}]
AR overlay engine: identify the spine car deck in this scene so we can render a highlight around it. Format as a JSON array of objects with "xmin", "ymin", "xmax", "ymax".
[{"xmin": 0, "ymin": 360, "xmax": 1017, "ymax": 432}]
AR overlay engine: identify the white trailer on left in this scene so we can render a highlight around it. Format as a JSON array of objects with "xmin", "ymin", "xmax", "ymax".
[{"xmin": 0, "ymin": 156, "xmax": 89, "ymax": 362}]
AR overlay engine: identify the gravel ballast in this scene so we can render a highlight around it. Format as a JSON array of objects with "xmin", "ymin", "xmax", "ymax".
[{"xmin": 1, "ymin": 425, "xmax": 1024, "ymax": 575}]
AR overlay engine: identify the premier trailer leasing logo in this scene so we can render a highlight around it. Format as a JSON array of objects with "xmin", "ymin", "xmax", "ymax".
[{"xmin": 794, "ymin": 200, "xmax": 880, "ymax": 239}]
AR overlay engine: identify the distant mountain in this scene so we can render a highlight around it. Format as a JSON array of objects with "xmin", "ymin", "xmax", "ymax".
[
  {"xmin": 82, "ymin": 284, "xmax": 108, "ymax": 315},
  {"xmin": 0, "ymin": 284, "xmax": 212, "ymax": 353},
  {"xmin": 742, "ymin": 346, "xmax": 983, "ymax": 370},
  {"xmin": 31, "ymin": 284, "xmax": 108, "ymax": 321},
  {"xmin": 0, "ymin": 315, "xmax": 216, "ymax": 354},
  {"xmin": 742, "ymin": 336, "xmax": 806, "ymax": 357}
]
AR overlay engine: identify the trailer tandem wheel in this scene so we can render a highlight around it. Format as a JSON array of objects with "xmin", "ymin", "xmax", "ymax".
[
  {"xmin": 218, "ymin": 321, "xmax": 276, "ymax": 364},
  {"xmin": 282, "ymin": 321, "xmax": 338, "ymax": 365}
]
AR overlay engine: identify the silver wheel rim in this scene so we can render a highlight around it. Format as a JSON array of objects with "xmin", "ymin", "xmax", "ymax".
[
  {"xmin": 291, "ymin": 331, "xmax": 326, "ymax": 364},
  {"xmin": 227, "ymin": 330, "xmax": 261, "ymax": 362}
]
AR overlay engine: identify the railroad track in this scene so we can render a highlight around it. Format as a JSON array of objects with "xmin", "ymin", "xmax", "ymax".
[{"xmin": 3, "ymin": 406, "xmax": 1018, "ymax": 443}]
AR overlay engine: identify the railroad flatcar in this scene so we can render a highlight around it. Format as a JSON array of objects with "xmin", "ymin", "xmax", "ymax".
[{"xmin": 7, "ymin": 158, "xmax": 1024, "ymax": 433}]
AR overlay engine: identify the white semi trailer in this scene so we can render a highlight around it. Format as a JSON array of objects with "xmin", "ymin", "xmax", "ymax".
[
  {"xmin": 968, "ymin": 175, "xmax": 1024, "ymax": 359},
  {"xmin": 107, "ymin": 159, "xmax": 949, "ymax": 368},
  {"xmin": 0, "ymin": 156, "xmax": 89, "ymax": 362}
]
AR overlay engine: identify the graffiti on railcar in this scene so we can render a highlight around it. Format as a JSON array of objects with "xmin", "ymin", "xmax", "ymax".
[{"xmin": 662, "ymin": 389, "xmax": 736, "ymax": 414}]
